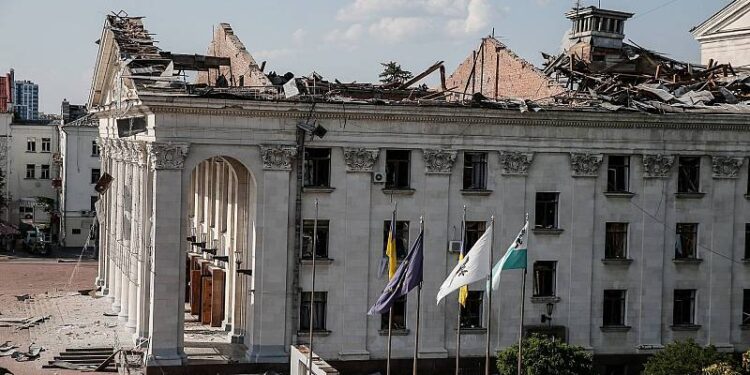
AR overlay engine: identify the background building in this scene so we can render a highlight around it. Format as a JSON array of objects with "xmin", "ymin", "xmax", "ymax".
[
  {"xmin": 0, "ymin": 69, "xmax": 13, "ymax": 113},
  {"xmin": 692, "ymin": 0, "xmax": 750, "ymax": 67},
  {"xmin": 14, "ymin": 79, "xmax": 39, "ymax": 121}
]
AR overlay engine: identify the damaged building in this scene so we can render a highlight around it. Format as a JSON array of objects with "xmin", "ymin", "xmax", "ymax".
[{"xmin": 90, "ymin": 6, "xmax": 750, "ymax": 375}]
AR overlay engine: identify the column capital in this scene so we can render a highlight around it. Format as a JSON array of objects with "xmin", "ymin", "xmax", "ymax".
[
  {"xmin": 148, "ymin": 142, "xmax": 189, "ymax": 170},
  {"xmin": 711, "ymin": 155, "xmax": 744, "ymax": 179},
  {"xmin": 423, "ymin": 149, "xmax": 457, "ymax": 174},
  {"xmin": 569, "ymin": 152, "xmax": 603, "ymax": 178},
  {"xmin": 642, "ymin": 154, "xmax": 674, "ymax": 178},
  {"xmin": 259, "ymin": 144, "xmax": 297, "ymax": 171},
  {"xmin": 499, "ymin": 151, "xmax": 534, "ymax": 176},
  {"xmin": 343, "ymin": 148, "xmax": 379, "ymax": 173},
  {"xmin": 127, "ymin": 141, "xmax": 148, "ymax": 166}
]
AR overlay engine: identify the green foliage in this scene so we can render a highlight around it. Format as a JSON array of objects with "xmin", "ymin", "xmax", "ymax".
[
  {"xmin": 378, "ymin": 61, "xmax": 413, "ymax": 85},
  {"xmin": 496, "ymin": 335, "xmax": 593, "ymax": 375},
  {"xmin": 644, "ymin": 339, "xmax": 735, "ymax": 375},
  {"xmin": 702, "ymin": 362, "xmax": 741, "ymax": 375}
]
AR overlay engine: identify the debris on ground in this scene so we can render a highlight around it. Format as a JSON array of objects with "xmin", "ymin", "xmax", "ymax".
[
  {"xmin": 44, "ymin": 347, "xmax": 119, "ymax": 372},
  {"xmin": 10, "ymin": 344, "xmax": 44, "ymax": 362},
  {"xmin": 13, "ymin": 295, "xmax": 29, "ymax": 302}
]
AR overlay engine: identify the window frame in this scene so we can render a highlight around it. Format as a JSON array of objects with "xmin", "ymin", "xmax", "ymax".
[
  {"xmin": 383, "ymin": 220, "xmax": 409, "ymax": 260},
  {"xmin": 605, "ymin": 222, "xmax": 628, "ymax": 259},
  {"xmin": 535, "ymin": 192, "xmax": 559, "ymax": 229},
  {"xmin": 745, "ymin": 223, "xmax": 750, "ymax": 260},
  {"xmin": 40, "ymin": 164, "xmax": 50, "ymax": 180},
  {"xmin": 463, "ymin": 152, "xmax": 488, "ymax": 190},
  {"xmin": 90, "ymin": 168, "xmax": 101, "ymax": 184},
  {"xmin": 464, "ymin": 221, "xmax": 486, "ymax": 251},
  {"xmin": 675, "ymin": 223, "xmax": 698, "ymax": 259},
  {"xmin": 90, "ymin": 196, "xmax": 98, "ymax": 212},
  {"xmin": 91, "ymin": 141, "xmax": 100, "ymax": 156},
  {"xmin": 299, "ymin": 291, "xmax": 327, "ymax": 331},
  {"xmin": 459, "ymin": 291, "xmax": 484, "ymax": 329},
  {"xmin": 25, "ymin": 164, "xmax": 35, "ymax": 179},
  {"xmin": 743, "ymin": 289, "xmax": 750, "ymax": 326},
  {"xmin": 533, "ymin": 261, "xmax": 557, "ymax": 297},
  {"xmin": 677, "ymin": 156, "xmax": 701, "ymax": 193},
  {"xmin": 385, "ymin": 149, "xmax": 411, "ymax": 189},
  {"xmin": 603, "ymin": 289, "xmax": 627, "ymax": 326},
  {"xmin": 303, "ymin": 147, "xmax": 331, "ymax": 188},
  {"xmin": 301, "ymin": 219, "xmax": 329, "ymax": 259},
  {"xmin": 381, "ymin": 295, "xmax": 407, "ymax": 330},
  {"xmin": 41, "ymin": 138, "xmax": 51, "ymax": 153},
  {"xmin": 673, "ymin": 289, "xmax": 696, "ymax": 326},
  {"xmin": 606, "ymin": 155, "xmax": 630, "ymax": 193},
  {"xmin": 26, "ymin": 138, "xmax": 36, "ymax": 152}
]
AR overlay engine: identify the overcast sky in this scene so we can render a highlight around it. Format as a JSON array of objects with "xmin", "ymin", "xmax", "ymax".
[{"xmin": 0, "ymin": 0, "xmax": 730, "ymax": 114}]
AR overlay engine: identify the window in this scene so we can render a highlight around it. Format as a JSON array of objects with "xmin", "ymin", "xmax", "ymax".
[
  {"xmin": 463, "ymin": 152, "xmax": 487, "ymax": 190},
  {"xmin": 25, "ymin": 164, "xmax": 35, "ymax": 179},
  {"xmin": 299, "ymin": 292, "xmax": 327, "ymax": 331},
  {"xmin": 673, "ymin": 289, "xmax": 696, "ymax": 326},
  {"xmin": 72, "ymin": 228, "xmax": 81, "ymax": 235},
  {"xmin": 606, "ymin": 156, "xmax": 629, "ymax": 192},
  {"xmin": 743, "ymin": 290, "xmax": 750, "ymax": 326},
  {"xmin": 604, "ymin": 365, "xmax": 627, "ymax": 375},
  {"xmin": 41, "ymin": 138, "xmax": 51, "ymax": 153},
  {"xmin": 460, "ymin": 291, "xmax": 483, "ymax": 329},
  {"xmin": 603, "ymin": 290, "xmax": 626, "ymax": 326},
  {"xmin": 90, "ymin": 168, "xmax": 100, "ymax": 184},
  {"xmin": 745, "ymin": 224, "xmax": 750, "ymax": 260},
  {"xmin": 92, "ymin": 141, "xmax": 100, "ymax": 156},
  {"xmin": 677, "ymin": 157, "xmax": 700, "ymax": 193},
  {"xmin": 385, "ymin": 150, "xmax": 410, "ymax": 189},
  {"xmin": 535, "ymin": 192, "xmax": 559, "ymax": 229},
  {"xmin": 605, "ymin": 223, "xmax": 628, "ymax": 259},
  {"xmin": 675, "ymin": 223, "xmax": 698, "ymax": 259},
  {"xmin": 19, "ymin": 206, "xmax": 33, "ymax": 214},
  {"xmin": 533, "ymin": 261, "xmax": 556, "ymax": 297},
  {"xmin": 91, "ymin": 196, "xmax": 98, "ymax": 212},
  {"xmin": 302, "ymin": 219, "xmax": 329, "ymax": 259},
  {"xmin": 39, "ymin": 165, "xmax": 50, "ymax": 179},
  {"xmin": 464, "ymin": 221, "xmax": 486, "ymax": 251},
  {"xmin": 26, "ymin": 138, "xmax": 35, "ymax": 152},
  {"xmin": 304, "ymin": 148, "xmax": 331, "ymax": 188},
  {"xmin": 383, "ymin": 220, "xmax": 409, "ymax": 259},
  {"xmin": 381, "ymin": 295, "xmax": 406, "ymax": 330}
]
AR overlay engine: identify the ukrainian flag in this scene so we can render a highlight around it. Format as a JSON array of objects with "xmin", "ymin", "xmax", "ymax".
[{"xmin": 386, "ymin": 210, "xmax": 398, "ymax": 280}]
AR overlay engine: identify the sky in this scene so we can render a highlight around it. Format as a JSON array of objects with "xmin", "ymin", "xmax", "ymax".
[{"xmin": 0, "ymin": 0, "xmax": 730, "ymax": 114}]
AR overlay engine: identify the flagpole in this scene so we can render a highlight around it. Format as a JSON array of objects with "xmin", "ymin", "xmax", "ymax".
[
  {"xmin": 517, "ymin": 213, "xmax": 529, "ymax": 375},
  {"xmin": 386, "ymin": 203, "xmax": 397, "ymax": 375},
  {"xmin": 456, "ymin": 205, "xmax": 466, "ymax": 375},
  {"xmin": 485, "ymin": 215, "xmax": 495, "ymax": 375},
  {"xmin": 307, "ymin": 198, "xmax": 319, "ymax": 375},
  {"xmin": 412, "ymin": 216, "xmax": 424, "ymax": 375}
]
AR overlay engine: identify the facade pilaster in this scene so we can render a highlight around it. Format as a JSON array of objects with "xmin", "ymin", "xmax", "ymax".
[
  {"xmin": 135, "ymin": 141, "xmax": 151, "ymax": 344},
  {"xmin": 118, "ymin": 145, "xmax": 133, "ymax": 322},
  {"xmin": 110, "ymin": 140, "xmax": 125, "ymax": 312},
  {"xmin": 127, "ymin": 141, "xmax": 145, "ymax": 331}
]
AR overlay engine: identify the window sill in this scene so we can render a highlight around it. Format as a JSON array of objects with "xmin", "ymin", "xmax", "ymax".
[
  {"xmin": 303, "ymin": 187, "xmax": 335, "ymax": 193},
  {"xmin": 600, "ymin": 325, "xmax": 632, "ymax": 332},
  {"xmin": 673, "ymin": 258, "xmax": 703, "ymax": 264},
  {"xmin": 456, "ymin": 327, "xmax": 486, "ymax": 334},
  {"xmin": 300, "ymin": 258, "xmax": 334, "ymax": 265},
  {"xmin": 675, "ymin": 192, "xmax": 705, "ymax": 199},
  {"xmin": 297, "ymin": 330, "xmax": 331, "ymax": 337},
  {"xmin": 382, "ymin": 188, "xmax": 415, "ymax": 195},
  {"xmin": 530, "ymin": 296, "xmax": 560, "ymax": 304},
  {"xmin": 25, "ymin": 151, "xmax": 36, "ymax": 153},
  {"xmin": 603, "ymin": 192, "xmax": 635, "ymax": 198},
  {"xmin": 40, "ymin": 151, "xmax": 51, "ymax": 154},
  {"xmin": 460, "ymin": 189, "xmax": 493, "ymax": 196},
  {"xmin": 378, "ymin": 329, "xmax": 409, "ymax": 336},
  {"xmin": 671, "ymin": 324, "xmax": 701, "ymax": 331},
  {"xmin": 532, "ymin": 228, "xmax": 564, "ymax": 235},
  {"xmin": 601, "ymin": 258, "xmax": 633, "ymax": 265},
  {"xmin": 23, "ymin": 178, "xmax": 36, "ymax": 180}
]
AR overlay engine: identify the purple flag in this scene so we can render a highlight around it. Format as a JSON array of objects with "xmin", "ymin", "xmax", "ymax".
[{"xmin": 368, "ymin": 230, "xmax": 423, "ymax": 315}]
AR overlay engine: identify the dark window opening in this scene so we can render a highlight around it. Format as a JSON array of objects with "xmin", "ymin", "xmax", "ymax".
[
  {"xmin": 381, "ymin": 295, "xmax": 406, "ymax": 330},
  {"xmin": 302, "ymin": 219, "xmax": 329, "ymax": 259},
  {"xmin": 675, "ymin": 223, "xmax": 698, "ymax": 259},
  {"xmin": 91, "ymin": 169, "xmax": 101, "ymax": 184},
  {"xmin": 743, "ymin": 290, "xmax": 750, "ymax": 326},
  {"xmin": 92, "ymin": 141, "xmax": 100, "ymax": 156},
  {"xmin": 383, "ymin": 220, "xmax": 409, "ymax": 259},
  {"xmin": 464, "ymin": 221, "xmax": 486, "ymax": 251},
  {"xmin": 605, "ymin": 223, "xmax": 628, "ymax": 259},
  {"xmin": 603, "ymin": 290, "xmax": 626, "ymax": 326},
  {"xmin": 90, "ymin": 196, "xmax": 98, "ymax": 212},
  {"xmin": 26, "ymin": 138, "xmax": 35, "ymax": 152},
  {"xmin": 41, "ymin": 138, "xmax": 51, "ymax": 153},
  {"xmin": 745, "ymin": 224, "xmax": 750, "ymax": 260},
  {"xmin": 673, "ymin": 289, "xmax": 696, "ymax": 326},
  {"xmin": 460, "ymin": 291, "xmax": 483, "ymax": 329},
  {"xmin": 385, "ymin": 150, "xmax": 410, "ymax": 189},
  {"xmin": 533, "ymin": 261, "xmax": 556, "ymax": 297},
  {"xmin": 604, "ymin": 365, "xmax": 628, "ymax": 375},
  {"xmin": 304, "ymin": 148, "xmax": 331, "ymax": 188},
  {"xmin": 677, "ymin": 157, "xmax": 700, "ymax": 193},
  {"xmin": 299, "ymin": 291, "xmax": 327, "ymax": 331},
  {"xmin": 607, "ymin": 156, "xmax": 629, "ymax": 192},
  {"xmin": 72, "ymin": 228, "xmax": 81, "ymax": 235},
  {"xmin": 40, "ymin": 165, "xmax": 50, "ymax": 180},
  {"xmin": 463, "ymin": 152, "xmax": 487, "ymax": 190},
  {"xmin": 25, "ymin": 164, "xmax": 35, "ymax": 179},
  {"xmin": 535, "ymin": 192, "xmax": 559, "ymax": 229}
]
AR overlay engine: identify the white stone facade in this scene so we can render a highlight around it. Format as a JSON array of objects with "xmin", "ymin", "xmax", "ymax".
[{"xmin": 692, "ymin": 0, "xmax": 750, "ymax": 67}]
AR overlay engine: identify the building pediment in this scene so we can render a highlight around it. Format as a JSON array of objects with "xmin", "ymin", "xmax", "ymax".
[{"xmin": 692, "ymin": 0, "xmax": 750, "ymax": 40}]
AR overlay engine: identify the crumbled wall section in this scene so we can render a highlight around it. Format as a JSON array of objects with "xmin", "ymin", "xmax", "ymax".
[
  {"xmin": 445, "ymin": 37, "xmax": 565, "ymax": 102},
  {"xmin": 196, "ymin": 23, "xmax": 272, "ymax": 87}
]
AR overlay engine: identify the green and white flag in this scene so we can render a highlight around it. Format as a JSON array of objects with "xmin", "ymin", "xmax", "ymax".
[{"xmin": 491, "ymin": 221, "xmax": 528, "ymax": 290}]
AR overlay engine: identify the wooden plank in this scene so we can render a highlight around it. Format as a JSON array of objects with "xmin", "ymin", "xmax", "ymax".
[
  {"xmin": 201, "ymin": 276, "xmax": 213, "ymax": 324},
  {"xmin": 190, "ymin": 269, "xmax": 202, "ymax": 315},
  {"xmin": 210, "ymin": 268, "xmax": 225, "ymax": 327}
]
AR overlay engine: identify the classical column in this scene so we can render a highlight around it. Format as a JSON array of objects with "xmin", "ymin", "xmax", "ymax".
[
  {"xmin": 146, "ymin": 142, "xmax": 190, "ymax": 366},
  {"xmin": 98, "ymin": 139, "xmax": 110, "ymax": 295},
  {"xmin": 110, "ymin": 140, "xmax": 125, "ymax": 312},
  {"xmin": 135, "ymin": 151, "xmax": 153, "ymax": 345},
  {"xmin": 127, "ymin": 141, "xmax": 146, "ymax": 332},
  {"xmin": 118, "ymin": 145, "xmax": 134, "ymax": 323}
]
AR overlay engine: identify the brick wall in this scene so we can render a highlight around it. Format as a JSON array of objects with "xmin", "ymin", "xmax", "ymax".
[
  {"xmin": 445, "ymin": 37, "xmax": 565, "ymax": 103},
  {"xmin": 196, "ymin": 23, "xmax": 271, "ymax": 87}
]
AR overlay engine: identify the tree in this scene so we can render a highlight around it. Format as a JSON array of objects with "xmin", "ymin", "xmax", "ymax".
[
  {"xmin": 496, "ymin": 335, "xmax": 593, "ymax": 375},
  {"xmin": 378, "ymin": 61, "xmax": 413, "ymax": 85},
  {"xmin": 644, "ymin": 339, "xmax": 735, "ymax": 375},
  {"xmin": 702, "ymin": 362, "xmax": 741, "ymax": 375}
]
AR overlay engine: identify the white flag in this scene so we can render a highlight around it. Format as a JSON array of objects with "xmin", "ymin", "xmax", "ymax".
[{"xmin": 436, "ymin": 225, "xmax": 492, "ymax": 304}]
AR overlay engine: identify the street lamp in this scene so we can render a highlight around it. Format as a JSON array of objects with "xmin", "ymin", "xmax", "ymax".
[{"xmin": 541, "ymin": 302, "xmax": 554, "ymax": 328}]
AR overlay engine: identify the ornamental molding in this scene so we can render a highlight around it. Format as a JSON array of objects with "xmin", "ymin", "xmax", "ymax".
[
  {"xmin": 128, "ymin": 141, "xmax": 148, "ymax": 166},
  {"xmin": 642, "ymin": 154, "xmax": 674, "ymax": 178},
  {"xmin": 110, "ymin": 138, "xmax": 125, "ymax": 161},
  {"xmin": 147, "ymin": 142, "xmax": 189, "ymax": 170},
  {"xmin": 343, "ymin": 148, "xmax": 380, "ymax": 173},
  {"xmin": 259, "ymin": 145, "xmax": 297, "ymax": 171},
  {"xmin": 569, "ymin": 153, "xmax": 603, "ymax": 177},
  {"xmin": 423, "ymin": 149, "xmax": 457, "ymax": 174},
  {"xmin": 711, "ymin": 156, "xmax": 744, "ymax": 179},
  {"xmin": 499, "ymin": 151, "xmax": 534, "ymax": 176}
]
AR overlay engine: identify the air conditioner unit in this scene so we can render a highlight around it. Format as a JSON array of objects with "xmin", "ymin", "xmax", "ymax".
[
  {"xmin": 372, "ymin": 172, "xmax": 385, "ymax": 184},
  {"xmin": 448, "ymin": 240, "xmax": 462, "ymax": 253}
]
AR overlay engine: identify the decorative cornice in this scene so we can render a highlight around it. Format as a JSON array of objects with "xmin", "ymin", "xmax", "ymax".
[
  {"xmin": 569, "ymin": 153, "xmax": 603, "ymax": 177},
  {"xmin": 110, "ymin": 138, "xmax": 125, "ymax": 161},
  {"xmin": 129, "ymin": 141, "xmax": 148, "ymax": 166},
  {"xmin": 642, "ymin": 154, "xmax": 675, "ymax": 178},
  {"xmin": 423, "ymin": 149, "xmax": 457, "ymax": 174},
  {"xmin": 343, "ymin": 148, "xmax": 380, "ymax": 173},
  {"xmin": 499, "ymin": 151, "xmax": 534, "ymax": 176},
  {"xmin": 259, "ymin": 145, "xmax": 297, "ymax": 171},
  {"xmin": 711, "ymin": 156, "xmax": 744, "ymax": 179},
  {"xmin": 147, "ymin": 142, "xmax": 189, "ymax": 170}
]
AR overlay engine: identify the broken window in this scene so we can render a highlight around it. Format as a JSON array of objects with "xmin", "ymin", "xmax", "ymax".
[
  {"xmin": 675, "ymin": 223, "xmax": 698, "ymax": 259},
  {"xmin": 299, "ymin": 291, "xmax": 327, "ymax": 331},
  {"xmin": 677, "ymin": 157, "xmax": 700, "ymax": 193},
  {"xmin": 603, "ymin": 290, "xmax": 626, "ymax": 326},
  {"xmin": 92, "ymin": 141, "xmax": 100, "ymax": 156},
  {"xmin": 91, "ymin": 168, "xmax": 101, "ymax": 184},
  {"xmin": 535, "ymin": 192, "xmax": 559, "ymax": 229},
  {"xmin": 25, "ymin": 164, "xmax": 35, "ymax": 179},
  {"xmin": 40, "ymin": 165, "xmax": 50, "ymax": 180},
  {"xmin": 383, "ymin": 220, "xmax": 409, "ymax": 259},
  {"xmin": 381, "ymin": 295, "xmax": 406, "ymax": 330},
  {"xmin": 463, "ymin": 152, "xmax": 488, "ymax": 190},
  {"xmin": 304, "ymin": 148, "xmax": 331, "ymax": 188},
  {"xmin": 743, "ymin": 290, "xmax": 750, "ymax": 326},
  {"xmin": 459, "ymin": 291, "xmax": 483, "ymax": 329},
  {"xmin": 673, "ymin": 289, "xmax": 696, "ymax": 326},
  {"xmin": 533, "ymin": 261, "xmax": 556, "ymax": 297},
  {"xmin": 385, "ymin": 150, "xmax": 410, "ymax": 189},
  {"xmin": 464, "ymin": 221, "xmax": 486, "ymax": 251},
  {"xmin": 26, "ymin": 138, "xmax": 35, "ymax": 152},
  {"xmin": 605, "ymin": 223, "xmax": 628, "ymax": 259},
  {"xmin": 606, "ymin": 156, "xmax": 629, "ymax": 192},
  {"xmin": 41, "ymin": 138, "xmax": 51, "ymax": 153},
  {"xmin": 301, "ymin": 219, "xmax": 329, "ymax": 259}
]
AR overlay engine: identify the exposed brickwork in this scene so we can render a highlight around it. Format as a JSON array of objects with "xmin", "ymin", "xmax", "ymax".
[
  {"xmin": 196, "ymin": 23, "xmax": 271, "ymax": 87},
  {"xmin": 0, "ymin": 72, "xmax": 12, "ymax": 113},
  {"xmin": 445, "ymin": 37, "xmax": 564, "ymax": 102}
]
